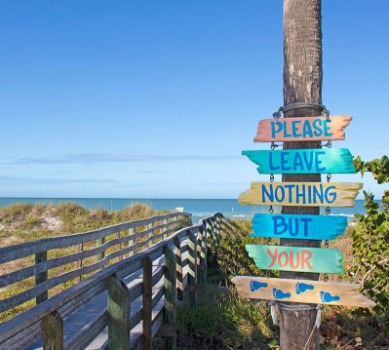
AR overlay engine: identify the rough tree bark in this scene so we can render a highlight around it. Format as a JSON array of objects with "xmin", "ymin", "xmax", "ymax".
[{"xmin": 279, "ymin": 1, "xmax": 323, "ymax": 349}]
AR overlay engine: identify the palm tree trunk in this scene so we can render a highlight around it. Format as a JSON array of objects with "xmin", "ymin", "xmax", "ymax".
[{"xmin": 280, "ymin": 1, "xmax": 322, "ymax": 349}]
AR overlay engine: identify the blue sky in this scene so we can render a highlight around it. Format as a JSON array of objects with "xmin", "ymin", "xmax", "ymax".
[{"xmin": 0, "ymin": 1, "xmax": 388, "ymax": 199}]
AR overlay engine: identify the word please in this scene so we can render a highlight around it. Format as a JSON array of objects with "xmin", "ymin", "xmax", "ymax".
[
  {"xmin": 271, "ymin": 118, "xmax": 333, "ymax": 139},
  {"xmin": 261, "ymin": 183, "xmax": 336, "ymax": 204}
]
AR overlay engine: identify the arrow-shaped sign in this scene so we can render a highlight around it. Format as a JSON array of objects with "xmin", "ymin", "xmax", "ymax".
[
  {"xmin": 254, "ymin": 115, "xmax": 352, "ymax": 142},
  {"xmin": 242, "ymin": 148, "xmax": 356, "ymax": 174},
  {"xmin": 231, "ymin": 276, "xmax": 375, "ymax": 308},
  {"xmin": 251, "ymin": 214, "xmax": 348, "ymax": 240},
  {"xmin": 245, "ymin": 245, "xmax": 343, "ymax": 273},
  {"xmin": 239, "ymin": 182, "xmax": 362, "ymax": 207}
]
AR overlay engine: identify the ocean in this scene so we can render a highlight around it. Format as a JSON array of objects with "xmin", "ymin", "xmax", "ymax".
[{"xmin": 0, "ymin": 197, "xmax": 373, "ymax": 224}]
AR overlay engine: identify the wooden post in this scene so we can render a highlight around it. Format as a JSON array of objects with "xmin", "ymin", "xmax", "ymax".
[
  {"xmin": 174, "ymin": 237, "xmax": 184, "ymax": 301},
  {"xmin": 97, "ymin": 237, "xmax": 105, "ymax": 261},
  {"xmin": 163, "ymin": 218, "xmax": 169, "ymax": 239},
  {"xmin": 42, "ymin": 311, "xmax": 63, "ymax": 350},
  {"xmin": 203, "ymin": 220, "xmax": 212, "ymax": 261},
  {"xmin": 214, "ymin": 215, "xmax": 221, "ymax": 248},
  {"xmin": 148, "ymin": 221, "xmax": 154, "ymax": 247},
  {"xmin": 280, "ymin": 1, "xmax": 323, "ymax": 349},
  {"xmin": 199, "ymin": 224, "xmax": 208, "ymax": 284},
  {"xmin": 75, "ymin": 243, "xmax": 83, "ymax": 283},
  {"xmin": 116, "ymin": 231, "xmax": 123, "ymax": 261},
  {"xmin": 108, "ymin": 274, "xmax": 130, "ymax": 350},
  {"xmin": 147, "ymin": 222, "xmax": 154, "ymax": 247},
  {"xmin": 188, "ymin": 231, "xmax": 198, "ymax": 307},
  {"xmin": 143, "ymin": 256, "xmax": 153, "ymax": 350},
  {"xmin": 128, "ymin": 227, "xmax": 135, "ymax": 256},
  {"xmin": 164, "ymin": 245, "xmax": 177, "ymax": 350},
  {"xmin": 35, "ymin": 251, "xmax": 48, "ymax": 304}
]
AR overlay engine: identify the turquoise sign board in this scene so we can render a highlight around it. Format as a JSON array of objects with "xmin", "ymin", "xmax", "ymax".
[
  {"xmin": 245, "ymin": 245, "xmax": 343, "ymax": 273},
  {"xmin": 242, "ymin": 148, "xmax": 356, "ymax": 174},
  {"xmin": 251, "ymin": 214, "xmax": 348, "ymax": 241}
]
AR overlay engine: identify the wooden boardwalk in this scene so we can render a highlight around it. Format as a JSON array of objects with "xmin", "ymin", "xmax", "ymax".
[
  {"xmin": 0, "ymin": 213, "xmax": 230, "ymax": 350},
  {"xmin": 22, "ymin": 243, "xmax": 189, "ymax": 350},
  {"xmin": 0, "ymin": 212, "xmax": 229, "ymax": 350}
]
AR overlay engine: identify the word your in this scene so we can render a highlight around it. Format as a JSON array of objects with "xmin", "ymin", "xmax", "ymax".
[
  {"xmin": 267, "ymin": 247, "xmax": 313, "ymax": 270},
  {"xmin": 246, "ymin": 245, "xmax": 343, "ymax": 273},
  {"xmin": 271, "ymin": 119, "xmax": 332, "ymax": 139},
  {"xmin": 262, "ymin": 183, "xmax": 336, "ymax": 205}
]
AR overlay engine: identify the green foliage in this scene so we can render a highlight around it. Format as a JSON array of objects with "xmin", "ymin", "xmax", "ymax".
[
  {"xmin": 222, "ymin": 291, "xmax": 274, "ymax": 342},
  {"xmin": 177, "ymin": 285, "xmax": 276, "ymax": 349},
  {"xmin": 215, "ymin": 219, "xmax": 278, "ymax": 278},
  {"xmin": 353, "ymin": 155, "xmax": 389, "ymax": 184},
  {"xmin": 178, "ymin": 303, "xmax": 222, "ymax": 337},
  {"xmin": 351, "ymin": 156, "xmax": 389, "ymax": 334},
  {"xmin": 0, "ymin": 203, "xmax": 34, "ymax": 223},
  {"xmin": 23, "ymin": 215, "xmax": 45, "ymax": 227},
  {"xmin": 114, "ymin": 203, "xmax": 156, "ymax": 222}
]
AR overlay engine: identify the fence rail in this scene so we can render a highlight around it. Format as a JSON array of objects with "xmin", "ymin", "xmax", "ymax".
[{"xmin": 0, "ymin": 211, "xmax": 233, "ymax": 350}]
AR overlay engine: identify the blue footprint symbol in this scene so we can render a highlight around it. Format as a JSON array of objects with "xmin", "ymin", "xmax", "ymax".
[
  {"xmin": 250, "ymin": 280, "xmax": 268, "ymax": 292},
  {"xmin": 295, "ymin": 282, "xmax": 314, "ymax": 295},
  {"xmin": 320, "ymin": 291, "xmax": 340, "ymax": 303},
  {"xmin": 273, "ymin": 288, "xmax": 291, "ymax": 300}
]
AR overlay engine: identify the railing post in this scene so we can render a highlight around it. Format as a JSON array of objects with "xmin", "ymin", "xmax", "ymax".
[
  {"xmin": 116, "ymin": 231, "xmax": 124, "ymax": 261},
  {"xmin": 163, "ymin": 218, "xmax": 169, "ymax": 239},
  {"xmin": 128, "ymin": 227, "xmax": 135, "ymax": 256},
  {"xmin": 35, "ymin": 251, "xmax": 48, "ymax": 304},
  {"xmin": 148, "ymin": 221, "xmax": 154, "ymax": 248},
  {"xmin": 75, "ymin": 243, "xmax": 83, "ymax": 283},
  {"xmin": 199, "ymin": 224, "xmax": 208, "ymax": 284},
  {"xmin": 214, "ymin": 214, "xmax": 222, "ymax": 248},
  {"xmin": 143, "ymin": 256, "xmax": 153, "ymax": 350},
  {"xmin": 174, "ymin": 237, "xmax": 184, "ymax": 301},
  {"xmin": 188, "ymin": 230, "xmax": 198, "ymax": 307},
  {"xmin": 108, "ymin": 274, "xmax": 130, "ymax": 350},
  {"xmin": 164, "ymin": 245, "xmax": 177, "ymax": 350},
  {"xmin": 97, "ymin": 237, "xmax": 105, "ymax": 261},
  {"xmin": 206, "ymin": 219, "xmax": 217, "ymax": 264},
  {"xmin": 42, "ymin": 311, "xmax": 63, "ymax": 350}
]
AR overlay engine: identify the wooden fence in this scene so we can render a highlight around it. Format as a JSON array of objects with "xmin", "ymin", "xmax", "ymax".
[{"xmin": 0, "ymin": 211, "xmax": 232, "ymax": 350}]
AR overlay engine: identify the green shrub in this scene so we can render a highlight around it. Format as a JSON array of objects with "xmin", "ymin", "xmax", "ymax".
[
  {"xmin": 23, "ymin": 215, "xmax": 45, "ymax": 227},
  {"xmin": 114, "ymin": 203, "xmax": 156, "ymax": 222},
  {"xmin": 215, "ymin": 219, "xmax": 278, "ymax": 279},
  {"xmin": 177, "ymin": 284, "xmax": 276, "ymax": 349},
  {"xmin": 222, "ymin": 290, "xmax": 275, "ymax": 343},
  {"xmin": 0, "ymin": 203, "xmax": 34, "ymax": 223},
  {"xmin": 351, "ymin": 156, "xmax": 389, "ymax": 334}
]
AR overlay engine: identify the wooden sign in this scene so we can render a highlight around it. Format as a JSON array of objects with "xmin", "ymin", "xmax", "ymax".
[
  {"xmin": 245, "ymin": 245, "xmax": 343, "ymax": 273},
  {"xmin": 254, "ymin": 115, "xmax": 352, "ymax": 142},
  {"xmin": 231, "ymin": 276, "xmax": 376, "ymax": 308},
  {"xmin": 242, "ymin": 148, "xmax": 356, "ymax": 174},
  {"xmin": 251, "ymin": 214, "xmax": 347, "ymax": 240},
  {"xmin": 238, "ymin": 182, "xmax": 362, "ymax": 207}
]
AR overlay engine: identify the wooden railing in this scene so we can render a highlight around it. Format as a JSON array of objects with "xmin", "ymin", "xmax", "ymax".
[{"xmin": 0, "ymin": 212, "xmax": 232, "ymax": 350}]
